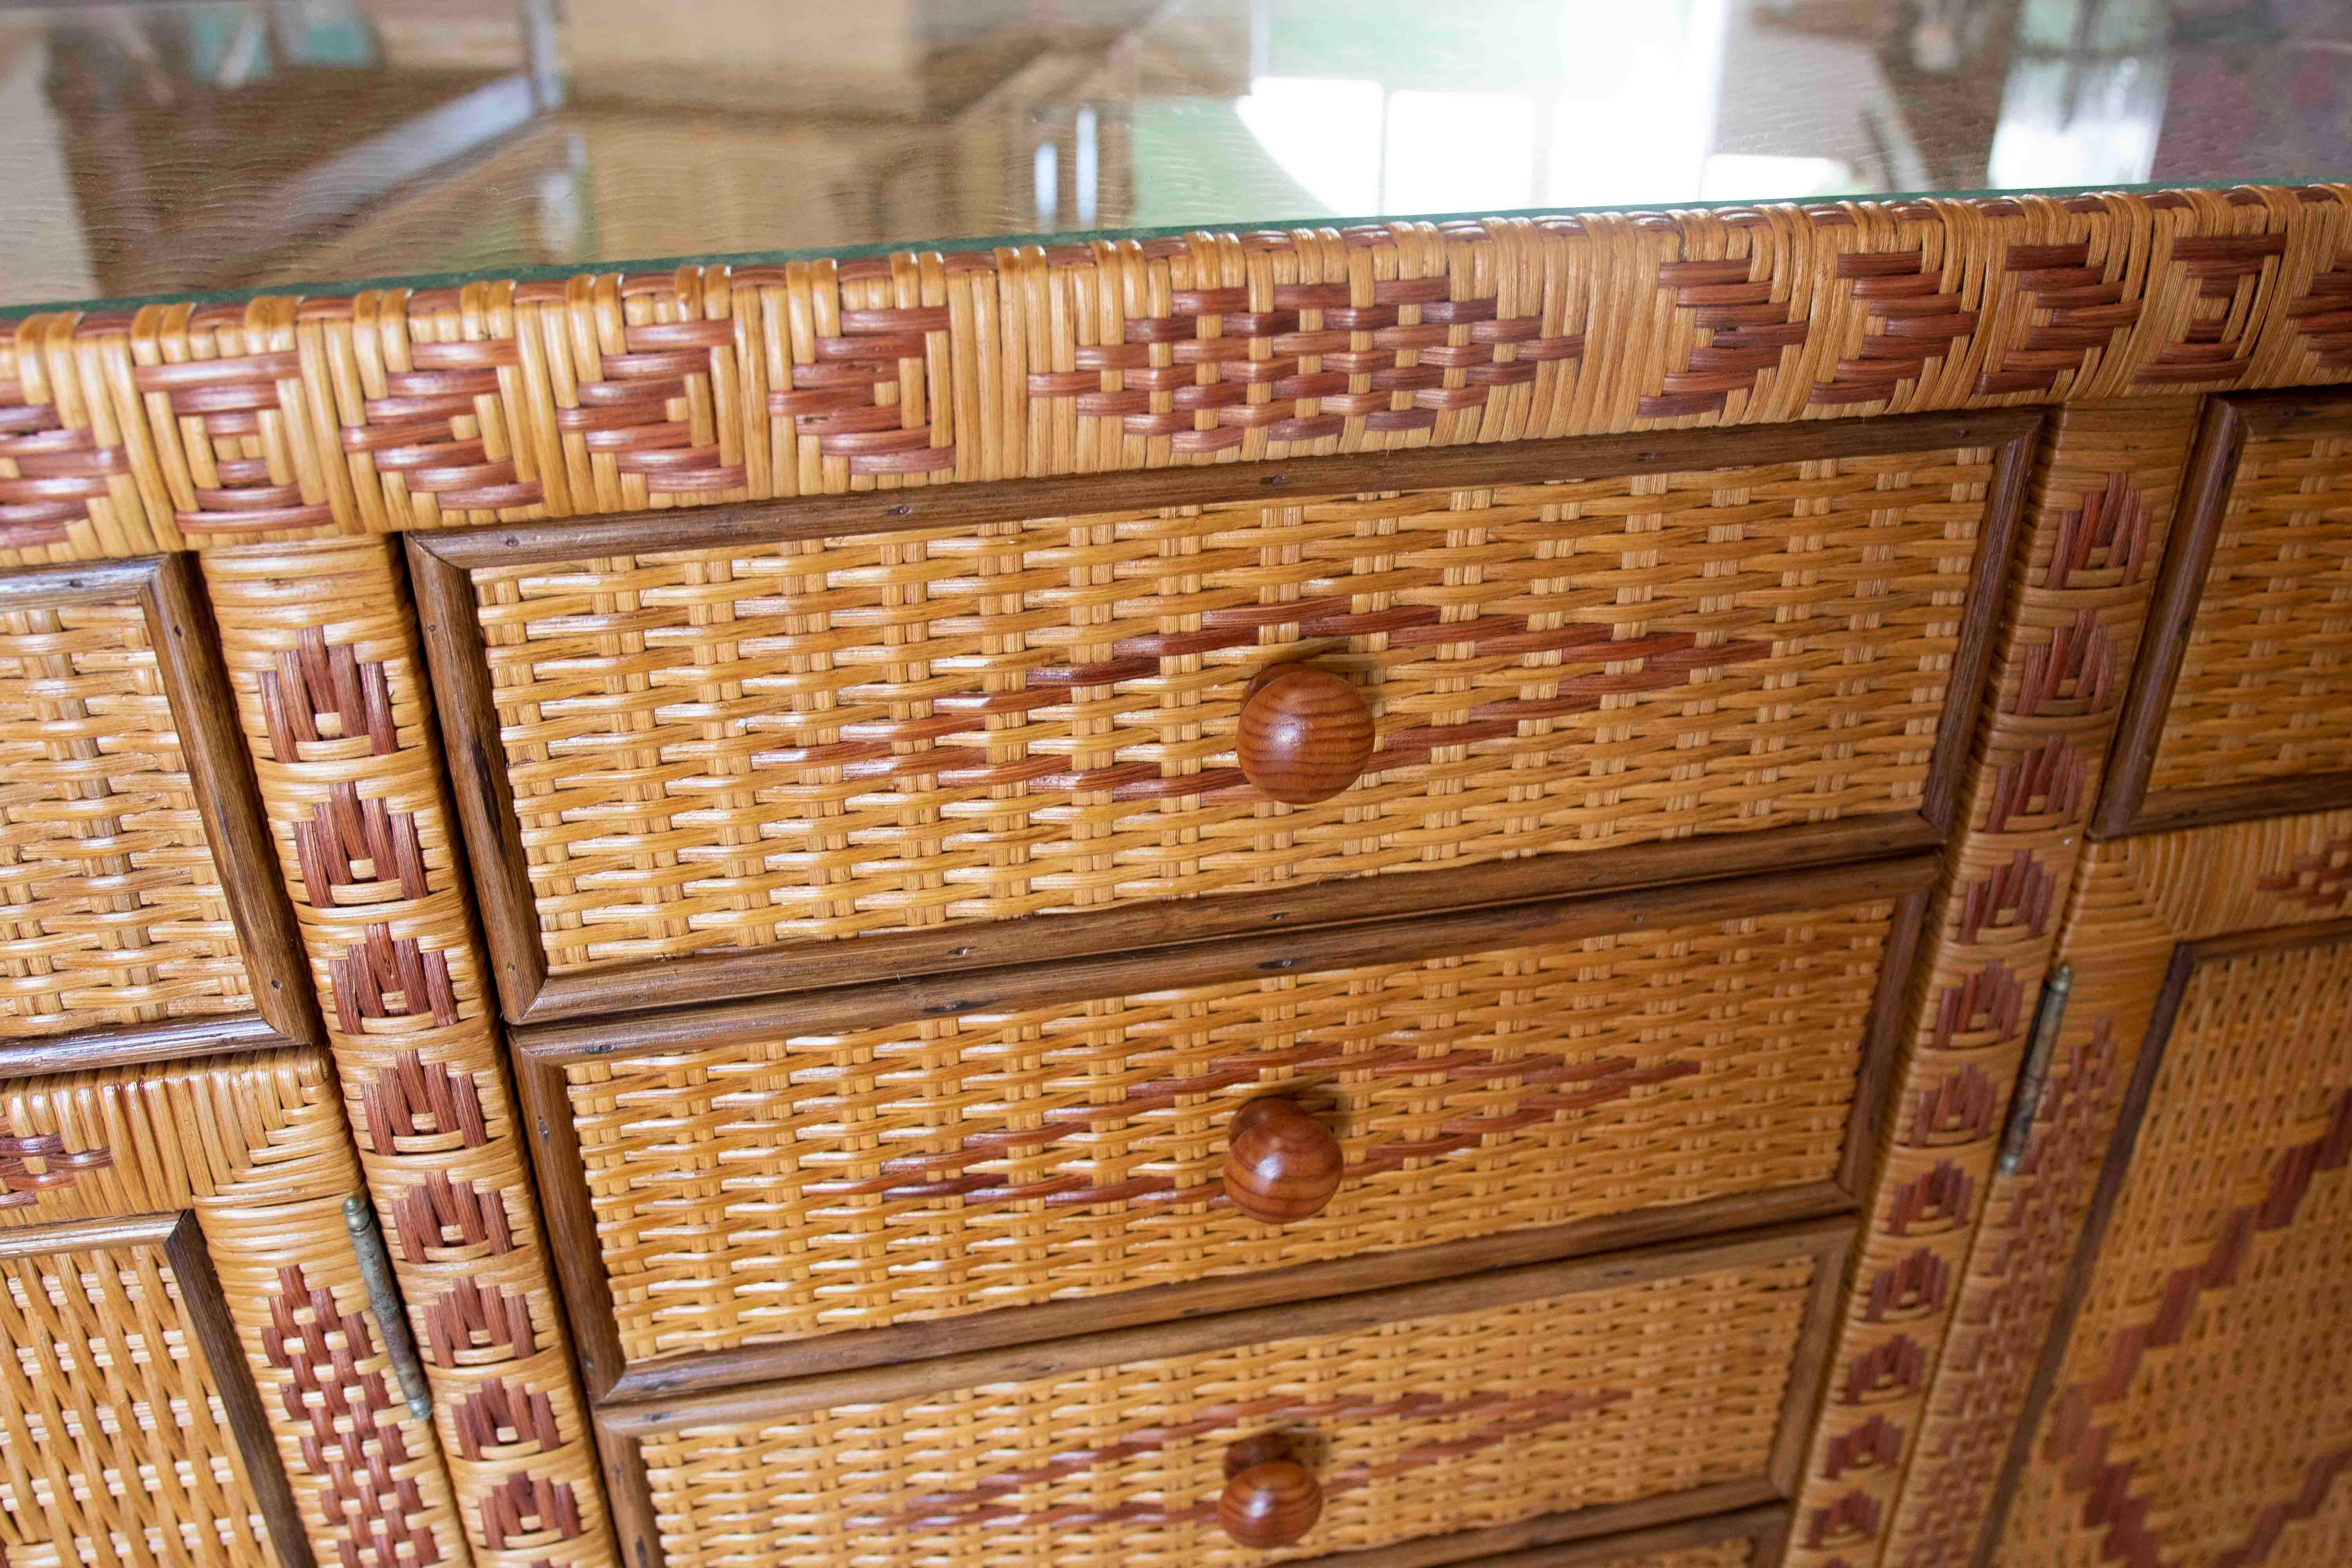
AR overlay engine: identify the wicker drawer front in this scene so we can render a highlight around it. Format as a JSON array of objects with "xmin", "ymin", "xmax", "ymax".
[
  {"xmin": 522, "ymin": 860, "xmax": 1916, "ymax": 1390},
  {"xmin": 599, "ymin": 1228, "xmax": 1841, "ymax": 1568},
  {"xmin": 421, "ymin": 417, "xmax": 2021, "ymax": 1018},
  {"xmin": 0, "ymin": 557, "xmax": 305, "ymax": 1045},
  {"xmin": 2101, "ymin": 392, "xmax": 2352, "ymax": 834}
]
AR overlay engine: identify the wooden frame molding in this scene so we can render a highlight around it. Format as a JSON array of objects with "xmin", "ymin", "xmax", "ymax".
[
  {"xmin": 1292, "ymin": 1501, "xmax": 1790, "ymax": 1568},
  {"xmin": 413, "ymin": 410, "xmax": 2032, "ymax": 1023},
  {"xmin": 0, "ymin": 553, "xmax": 318, "ymax": 1067},
  {"xmin": 518, "ymin": 856, "xmax": 1928, "ymax": 1399},
  {"xmin": 592, "ymin": 1221, "xmax": 1848, "ymax": 1568},
  {"xmin": 2094, "ymin": 389, "xmax": 2352, "ymax": 839}
]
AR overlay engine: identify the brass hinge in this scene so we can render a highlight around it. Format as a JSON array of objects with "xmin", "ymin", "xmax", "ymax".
[
  {"xmin": 1996, "ymin": 963, "xmax": 2073, "ymax": 1177},
  {"xmin": 345, "ymin": 1194, "xmax": 433, "ymax": 1421}
]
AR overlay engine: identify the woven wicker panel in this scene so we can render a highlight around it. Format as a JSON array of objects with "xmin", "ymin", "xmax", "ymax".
[
  {"xmin": 0, "ymin": 1049, "xmax": 465, "ymax": 1568},
  {"xmin": 0, "ymin": 1225, "xmax": 272, "ymax": 1568},
  {"xmin": 2143, "ymin": 411, "xmax": 2352, "ymax": 797},
  {"xmin": 0, "ymin": 589, "xmax": 253, "ymax": 1038},
  {"xmin": 563, "ymin": 894, "xmax": 1889, "ymax": 1367},
  {"xmin": 632, "ymin": 1249, "xmax": 1819, "ymax": 1568},
  {"xmin": 1997, "ymin": 934, "xmax": 2352, "ymax": 1568},
  {"xmin": 474, "ymin": 446, "xmax": 1989, "ymax": 973}
]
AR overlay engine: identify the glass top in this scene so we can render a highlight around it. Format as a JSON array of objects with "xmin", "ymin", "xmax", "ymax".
[{"xmin": 1, "ymin": 0, "xmax": 2345, "ymax": 309}]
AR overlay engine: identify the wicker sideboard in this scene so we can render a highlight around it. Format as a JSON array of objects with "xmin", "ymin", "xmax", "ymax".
[{"xmin": 4, "ymin": 185, "xmax": 2352, "ymax": 1568}]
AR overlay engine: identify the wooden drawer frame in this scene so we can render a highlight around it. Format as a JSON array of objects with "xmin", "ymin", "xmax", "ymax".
[
  {"xmin": 414, "ymin": 410, "xmax": 2033, "ymax": 1024},
  {"xmin": 591, "ymin": 1222, "xmax": 1847, "ymax": 1568}
]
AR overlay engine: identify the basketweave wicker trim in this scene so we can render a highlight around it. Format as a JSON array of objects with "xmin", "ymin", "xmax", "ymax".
[
  {"xmin": 417, "ymin": 410, "xmax": 2030, "ymax": 1023},
  {"xmin": 2093, "ymin": 388, "xmax": 2352, "ymax": 839},
  {"xmin": 1983, "ymin": 914, "xmax": 2352, "ymax": 1567},
  {"xmin": 2, "ymin": 185, "xmax": 2347, "ymax": 566},
  {"xmin": 0, "ymin": 553, "xmax": 316, "ymax": 1052},
  {"xmin": 201, "ymin": 537, "xmax": 615, "ymax": 1568}
]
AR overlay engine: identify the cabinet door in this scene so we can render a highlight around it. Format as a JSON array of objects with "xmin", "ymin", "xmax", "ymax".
[
  {"xmin": 1984, "ymin": 813, "xmax": 2352, "ymax": 1567},
  {"xmin": 0, "ymin": 1052, "xmax": 462, "ymax": 1568}
]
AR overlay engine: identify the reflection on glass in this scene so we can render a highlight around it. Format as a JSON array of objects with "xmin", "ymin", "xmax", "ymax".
[
  {"xmin": 1989, "ymin": 0, "xmax": 2169, "ymax": 189},
  {"xmin": 0, "ymin": 0, "xmax": 2340, "ymax": 306}
]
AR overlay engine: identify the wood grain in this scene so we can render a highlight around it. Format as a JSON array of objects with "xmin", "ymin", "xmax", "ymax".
[
  {"xmin": 519, "ymin": 855, "xmax": 1938, "ymax": 1060},
  {"xmin": 515, "ymin": 816, "xmax": 1942, "ymax": 1025},
  {"xmin": 1236, "ymin": 664, "xmax": 1376, "ymax": 805},
  {"xmin": 598, "ymin": 1219, "xmax": 1851, "ymax": 1430}
]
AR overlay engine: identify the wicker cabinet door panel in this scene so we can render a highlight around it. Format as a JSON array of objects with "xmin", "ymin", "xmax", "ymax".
[
  {"xmin": 1995, "ymin": 924, "xmax": 2352, "ymax": 1568},
  {"xmin": 0, "ymin": 557, "xmax": 307, "ymax": 1049},
  {"xmin": 0, "ymin": 1051, "xmax": 464, "ymax": 1568},
  {"xmin": 0, "ymin": 1214, "xmax": 299, "ymax": 1568},
  {"xmin": 419, "ymin": 415, "xmax": 2027, "ymax": 1019},
  {"xmin": 2099, "ymin": 390, "xmax": 2352, "ymax": 835},
  {"xmin": 521, "ymin": 860, "xmax": 1917, "ymax": 1392},
  {"xmin": 598, "ymin": 1227, "xmax": 1843, "ymax": 1568}
]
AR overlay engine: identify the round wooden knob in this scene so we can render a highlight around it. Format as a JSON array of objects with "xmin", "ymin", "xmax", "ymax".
[
  {"xmin": 1237, "ymin": 665, "xmax": 1374, "ymax": 805},
  {"xmin": 1218, "ymin": 1433, "xmax": 1321, "ymax": 1549},
  {"xmin": 1223, "ymin": 1097, "xmax": 1344, "ymax": 1224}
]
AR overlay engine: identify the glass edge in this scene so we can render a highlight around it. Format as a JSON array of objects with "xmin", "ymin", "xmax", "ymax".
[{"xmin": 1, "ymin": 174, "xmax": 2334, "ymax": 321}]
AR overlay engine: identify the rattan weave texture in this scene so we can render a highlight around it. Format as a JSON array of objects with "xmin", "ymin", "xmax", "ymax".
[
  {"xmin": 2145, "ymin": 403, "xmax": 2352, "ymax": 797},
  {"xmin": 2, "ymin": 187, "xmax": 2349, "ymax": 565},
  {"xmin": 0, "ymin": 591, "xmax": 252, "ymax": 1037},
  {"xmin": 629, "ymin": 1250, "xmax": 1818, "ymax": 1568},
  {"xmin": 202, "ymin": 539, "xmax": 612, "ymax": 1568},
  {"xmin": 561, "ymin": 895, "xmax": 1891, "ymax": 1365},
  {"xmin": 472, "ymin": 449, "xmax": 1988, "ymax": 973},
  {"xmin": 0, "ymin": 1050, "xmax": 464, "ymax": 1568}
]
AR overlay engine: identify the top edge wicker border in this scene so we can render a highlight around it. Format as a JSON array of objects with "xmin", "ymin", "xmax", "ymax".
[{"xmin": 2, "ymin": 184, "xmax": 2345, "ymax": 564}]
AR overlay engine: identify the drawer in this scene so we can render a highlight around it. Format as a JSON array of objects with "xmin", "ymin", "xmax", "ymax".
[
  {"xmin": 0, "ymin": 1049, "xmax": 461, "ymax": 1568},
  {"xmin": 594, "ymin": 1224, "xmax": 1843, "ymax": 1568},
  {"xmin": 415, "ymin": 411, "xmax": 2032, "ymax": 1020},
  {"xmin": 0, "ymin": 556, "xmax": 310, "ymax": 1047},
  {"xmin": 518, "ymin": 857, "xmax": 1923, "ymax": 1397},
  {"xmin": 2098, "ymin": 390, "xmax": 2352, "ymax": 835}
]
